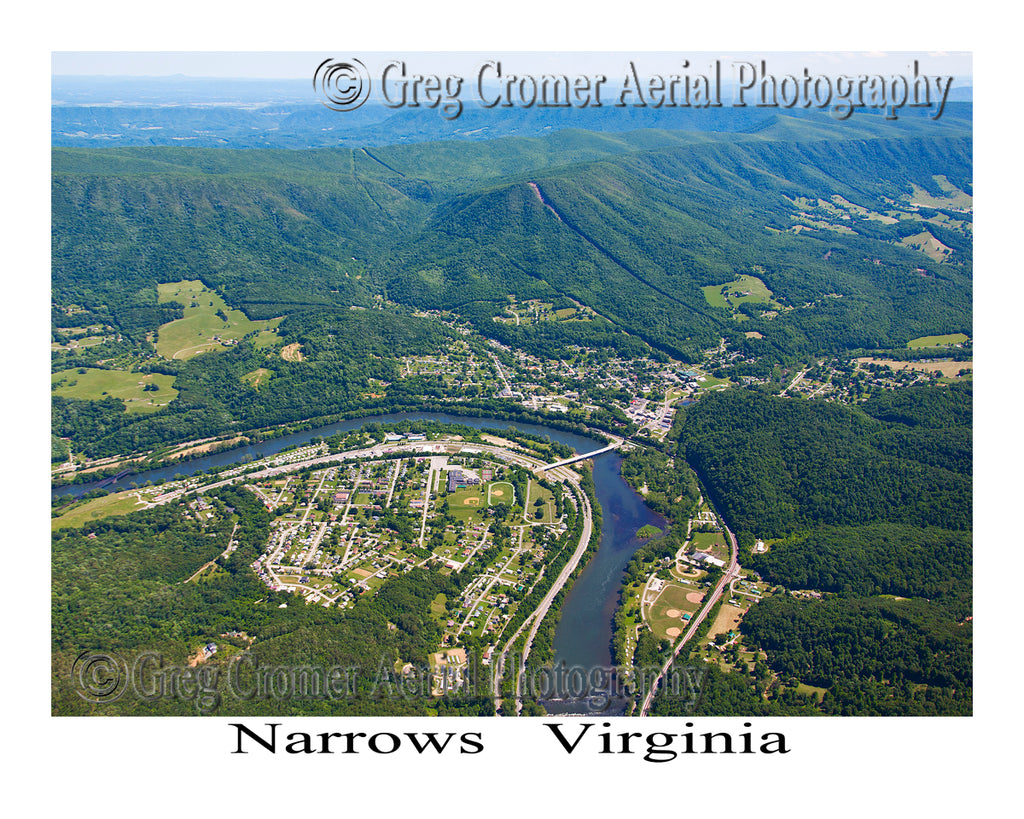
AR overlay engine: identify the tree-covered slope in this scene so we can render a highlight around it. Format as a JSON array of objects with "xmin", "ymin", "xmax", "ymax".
[{"xmin": 54, "ymin": 119, "xmax": 972, "ymax": 361}]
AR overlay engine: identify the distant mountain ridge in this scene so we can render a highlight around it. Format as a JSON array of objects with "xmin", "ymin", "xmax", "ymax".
[{"xmin": 52, "ymin": 72, "xmax": 972, "ymax": 149}]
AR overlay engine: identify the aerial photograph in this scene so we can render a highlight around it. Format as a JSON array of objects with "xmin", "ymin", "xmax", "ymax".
[{"xmin": 50, "ymin": 50, "xmax": 973, "ymax": 723}]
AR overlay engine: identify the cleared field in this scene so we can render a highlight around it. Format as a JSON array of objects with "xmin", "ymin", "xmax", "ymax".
[
  {"xmin": 51, "ymin": 368, "xmax": 177, "ymax": 412},
  {"xmin": 280, "ymin": 342, "xmax": 305, "ymax": 362},
  {"xmin": 857, "ymin": 357, "xmax": 972, "ymax": 378},
  {"xmin": 157, "ymin": 280, "xmax": 280, "ymax": 360},
  {"xmin": 899, "ymin": 230, "xmax": 953, "ymax": 262},
  {"xmin": 908, "ymin": 333, "xmax": 970, "ymax": 348},
  {"xmin": 907, "ymin": 176, "xmax": 973, "ymax": 209},
  {"xmin": 707, "ymin": 602, "xmax": 744, "ymax": 640},
  {"xmin": 52, "ymin": 490, "xmax": 149, "ymax": 530},
  {"xmin": 703, "ymin": 276, "xmax": 777, "ymax": 310},
  {"xmin": 242, "ymin": 368, "xmax": 273, "ymax": 390},
  {"xmin": 52, "ymin": 335, "xmax": 109, "ymax": 351}
]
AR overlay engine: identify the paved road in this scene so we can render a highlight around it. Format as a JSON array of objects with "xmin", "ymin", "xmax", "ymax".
[{"xmin": 492, "ymin": 480, "xmax": 594, "ymax": 713}]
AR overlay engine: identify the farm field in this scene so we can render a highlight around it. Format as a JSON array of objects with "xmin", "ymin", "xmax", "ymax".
[
  {"xmin": 51, "ymin": 368, "xmax": 177, "ymax": 412},
  {"xmin": 156, "ymin": 280, "xmax": 281, "ymax": 360},
  {"xmin": 857, "ymin": 357, "xmax": 972, "ymax": 378},
  {"xmin": 908, "ymin": 333, "xmax": 970, "ymax": 348},
  {"xmin": 899, "ymin": 230, "xmax": 953, "ymax": 263},
  {"xmin": 907, "ymin": 175, "xmax": 973, "ymax": 209}
]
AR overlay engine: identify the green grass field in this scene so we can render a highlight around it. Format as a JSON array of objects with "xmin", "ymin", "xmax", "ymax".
[
  {"xmin": 907, "ymin": 333, "xmax": 970, "ymax": 348},
  {"xmin": 445, "ymin": 480, "xmax": 517, "ymax": 522},
  {"xmin": 156, "ymin": 280, "xmax": 281, "ymax": 359},
  {"xmin": 52, "ymin": 490, "xmax": 150, "ymax": 530},
  {"xmin": 487, "ymin": 481, "xmax": 515, "ymax": 506},
  {"xmin": 447, "ymin": 485, "xmax": 489, "ymax": 522},
  {"xmin": 907, "ymin": 176, "xmax": 973, "ymax": 209},
  {"xmin": 702, "ymin": 274, "xmax": 781, "ymax": 313},
  {"xmin": 527, "ymin": 483, "xmax": 556, "ymax": 524},
  {"xmin": 648, "ymin": 582, "xmax": 704, "ymax": 639},
  {"xmin": 51, "ymin": 368, "xmax": 177, "ymax": 412},
  {"xmin": 242, "ymin": 368, "xmax": 273, "ymax": 390},
  {"xmin": 690, "ymin": 531, "xmax": 731, "ymax": 562}
]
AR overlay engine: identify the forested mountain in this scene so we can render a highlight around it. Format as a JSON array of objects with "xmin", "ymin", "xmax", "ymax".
[
  {"xmin": 675, "ymin": 383, "xmax": 972, "ymax": 538},
  {"xmin": 54, "ymin": 111, "xmax": 972, "ymax": 363},
  {"xmin": 661, "ymin": 382, "xmax": 972, "ymax": 714}
]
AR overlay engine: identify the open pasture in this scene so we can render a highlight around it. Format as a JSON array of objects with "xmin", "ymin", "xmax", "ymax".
[
  {"xmin": 51, "ymin": 368, "xmax": 177, "ymax": 412},
  {"xmin": 156, "ymin": 280, "xmax": 280, "ymax": 360}
]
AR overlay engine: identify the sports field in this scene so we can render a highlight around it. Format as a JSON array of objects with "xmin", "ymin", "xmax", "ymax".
[
  {"xmin": 446, "ymin": 480, "xmax": 516, "ymax": 522},
  {"xmin": 648, "ymin": 582, "xmax": 705, "ymax": 640},
  {"xmin": 487, "ymin": 481, "xmax": 515, "ymax": 505},
  {"xmin": 156, "ymin": 280, "xmax": 280, "ymax": 359}
]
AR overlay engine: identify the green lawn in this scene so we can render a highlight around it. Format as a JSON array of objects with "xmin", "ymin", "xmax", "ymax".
[
  {"xmin": 702, "ymin": 274, "xmax": 781, "ymax": 313},
  {"xmin": 527, "ymin": 483, "xmax": 556, "ymax": 524},
  {"xmin": 156, "ymin": 280, "xmax": 281, "ymax": 360},
  {"xmin": 908, "ymin": 333, "xmax": 970, "ymax": 348},
  {"xmin": 52, "ymin": 490, "xmax": 150, "ymax": 529},
  {"xmin": 690, "ymin": 531, "xmax": 730, "ymax": 562},
  {"xmin": 51, "ymin": 368, "xmax": 177, "ymax": 412}
]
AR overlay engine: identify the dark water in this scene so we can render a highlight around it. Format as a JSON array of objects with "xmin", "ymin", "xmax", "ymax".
[{"xmin": 53, "ymin": 411, "xmax": 661, "ymax": 678}]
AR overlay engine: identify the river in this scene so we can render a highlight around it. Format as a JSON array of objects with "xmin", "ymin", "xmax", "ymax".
[{"xmin": 53, "ymin": 411, "xmax": 664, "ymax": 684}]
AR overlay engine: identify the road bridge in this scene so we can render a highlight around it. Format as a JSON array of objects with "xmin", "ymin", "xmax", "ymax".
[{"xmin": 537, "ymin": 439, "xmax": 622, "ymax": 472}]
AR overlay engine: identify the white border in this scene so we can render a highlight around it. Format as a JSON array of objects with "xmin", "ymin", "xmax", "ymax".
[{"xmin": 20, "ymin": 1, "xmax": 1014, "ymax": 814}]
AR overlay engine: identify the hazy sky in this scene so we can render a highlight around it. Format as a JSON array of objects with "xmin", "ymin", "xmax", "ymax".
[{"xmin": 52, "ymin": 51, "xmax": 973, "ymax": 81}]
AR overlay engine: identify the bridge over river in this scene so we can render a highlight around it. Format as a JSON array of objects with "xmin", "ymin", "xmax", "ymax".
[{"xmin": 538, "ymin": 439, "xmax": 623, "ymax": 471}]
